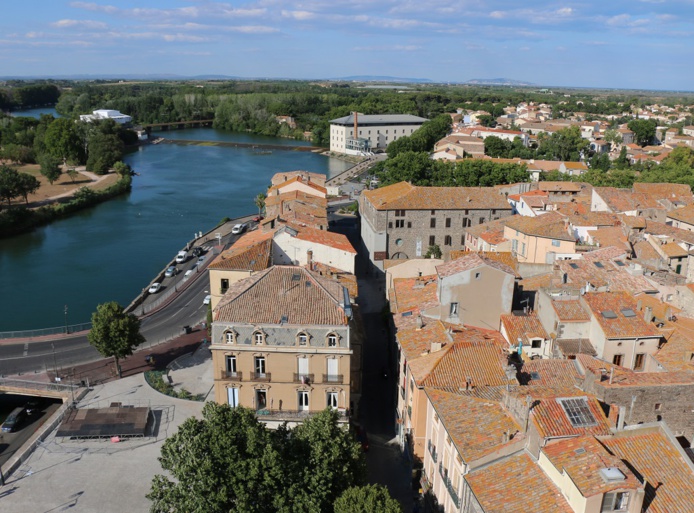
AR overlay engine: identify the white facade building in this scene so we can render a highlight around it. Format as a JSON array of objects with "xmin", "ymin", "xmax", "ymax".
[
  {"xmin": 80, "ymin": 109, "xmax": 133, "ymax": 125},
  {"xmin": 329, "ymin": 113, "xmax": 428, "ymax": 155}
]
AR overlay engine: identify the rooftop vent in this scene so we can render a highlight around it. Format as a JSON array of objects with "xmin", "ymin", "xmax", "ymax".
[
  {"xmin": 601, "ymin": 310, "xmax": 618, "ymax": 319},
  {"xmin": 574, "ymin": 447, "xmax": 586, "ymax": 455},
  {"xmin": 401, "ymin": 311, "xmax": 413, "ymax": 317},
  {"xmin": 530, "ymin": 372, "xmax": 541, "ymax": 380},
  {"xmin": 280, "ymin": 315, "xmax": 288, "ymax": 324},
  {"xmin": 599, "ymin": 467, "xmax": 626, "ymax": 483},
  {"xmin": 305, "ymin": 281, "xmax": 312, "ymax": 288}
]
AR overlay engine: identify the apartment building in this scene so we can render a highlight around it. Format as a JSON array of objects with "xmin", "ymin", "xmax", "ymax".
[
  {"xmin": 360, "ymin": 181, "xmax": 513, "ymax": 272},
  {"xmin": 329, "ymin": 113, "xmax": 428, "ymax": 155}
]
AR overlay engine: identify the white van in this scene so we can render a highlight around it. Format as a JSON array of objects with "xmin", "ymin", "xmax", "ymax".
[{"xmin": 175, "ymin": 251, "xmax": 188, "ymax": 263}]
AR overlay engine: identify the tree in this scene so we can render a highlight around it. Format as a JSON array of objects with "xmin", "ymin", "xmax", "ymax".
[
  {"xmin": 334, "ymin": 485, "xmax": 402, "ymax": 513},
  {"xmin": 86, "ymin": 131, "xmax": 123, "ymax": 174},
  {"xmin": 148, "ymin": 406, "xmax": 366, "ymax": 513},
  {"xmin": 44, "ymin": 117, "xmax": 84, "ymax": 164},
  {"xmin": 484, "ymin": 136, "xmax": 510, "ymax": 158},
  {"xmin": 15, "ymin": 172, "xmax": 40, "ymax": 204},
  {"xmin": 66, "ymin": 168, "xmax": 79, "ymax": 183},
  {"xmin": 113, "ymin": 161, "xmax": 132, "ymax": 177},
  {"xmin": 425, "ymin": 244, "xmax": 442, "ymax": 259},
  {"xmin": 254, "ymin": 192, "xmax": 266, "ymax": 216},
  {"xmin": 477, "ymin": 114, "xmax": 496, "ymax": 127},
  {"xmin": 38, "ymin": 153, "xmax": 62, "ymax": 184},
  {"xmin": 87, "ymin": 301, "xmax": 145, "ymax": 378},
  {"xmin": 603, "ymin": 128, "xmax": 622, "ymax": 147},
  {"xmin": 627, "ymin": 119, "xmax": 657, "ymax": 147},
  {"xmin": 0, "ymin": 164, "xmax": 20, "ymax": 206}
]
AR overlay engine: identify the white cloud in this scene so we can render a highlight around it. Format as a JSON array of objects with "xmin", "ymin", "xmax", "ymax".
[
  {"xmin": 281, "ymin": 10, "xmax": 317, "ymax": 20},
  {"xmin": 352, "ymin": 44, "xmax": 421, "ymax": 51},
  {"xmin": 226, "ymin": 26, "xmax": 280, "ymax": 34},
  {"xmin": 51, "ymin": 19, "xmax": 108, "ymax": 29}
]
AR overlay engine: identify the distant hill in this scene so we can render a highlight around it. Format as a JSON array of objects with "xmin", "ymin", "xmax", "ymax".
[
  {"xmin": 333, "ymin": 75, "xmax": 433, "ymax": 84},
  {"xmin": 464, "ymin": 78, "xmax": 537, "ymax": 87}
]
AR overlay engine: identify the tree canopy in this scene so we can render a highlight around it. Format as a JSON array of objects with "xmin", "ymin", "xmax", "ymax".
[
  {"xmin": 148, "ymin": 405, "xmax": 367, "ymax": 513},
  {"xmin": 334, "ymin": 485, "xmax": 402, "ymax": 513},
  {"xmin": 87, "ymin": 301, "xmax": 145, "ymax": 378},
  {"xmin": 627, "ymin": 119, "xmax": 657, "ymax": 147}
]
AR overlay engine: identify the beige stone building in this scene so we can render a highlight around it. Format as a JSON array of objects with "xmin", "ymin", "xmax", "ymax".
[
  {"xmin": 210, "ymin": 266, "xmax": 357, "ymax": 427},
  {"xmin": 503, "ymin": 212, "xmax": 576, "ymax": 263}
]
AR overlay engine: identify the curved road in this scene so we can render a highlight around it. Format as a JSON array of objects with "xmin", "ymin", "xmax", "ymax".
[{"xmin": 0, "ymin": 225, "xmax": 251, "ymax": 378}]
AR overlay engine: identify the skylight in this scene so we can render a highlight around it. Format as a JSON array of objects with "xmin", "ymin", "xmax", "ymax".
[
  {"xmin": 601, "ymin": 310, "xmax": 618, "ymax": 319},
  {"xmin": 615, "ymin": 261, "xmax": 626, "ymax": 267},
  {"xmin": 557, "ymin": 397, "xmax": 598, "ymax": 428},
  {"xmin": 291, "ymin": 273, "xmax": 301, "ymax": 281},
  {"xmin": 594, "ymin": 262, "xmax": 604, "ymax": 269},
  {"xmin": 569, "ymin": 263, "xmax": 579, "ymax": 269},
  {"xmin": 621, "ymin": 308, "xmax": 636, "ymax": 318},
  {"xmin": 530, "ymin": 372, "xmax": 541, "ymax": 381}
]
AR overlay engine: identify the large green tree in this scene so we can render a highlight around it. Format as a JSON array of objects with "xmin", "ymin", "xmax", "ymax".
[
  {"xmin": 86, "ymin": 130, "xmax": 124, "ymax": 174},
  {"xmin": 38, "ymin": 153, "xmax": 62, "ymax": 184},
  {"xmin": 15, "ymin": 172, "xmax": 40, "ymax": 204},
  {"xmin": 254, "ymin": 192, "xmax": 266, "ymax": 216},
  {"xmin": 44, "ymin": 117, "xmax": 84, "ymax": 164},
  {"xmin": 627, "ymin": 119, "xmax": 657, "ymax": 147},
  {"xmin": 148, "ymin": 406, "xmax": 365, "ymax": 513},
  {"xmin": 334, "ymin": 485, "xmax": 402, "ymax": 513},
  {"xmin": 0, "ymin": 164, "xmax": 20, "ymax": 206},
  {"xmin": 87, "ymin": 301, "xmax": 145, "ymax": 378}
]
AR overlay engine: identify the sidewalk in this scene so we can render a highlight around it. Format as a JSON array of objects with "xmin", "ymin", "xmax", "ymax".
[{"xmin": 167, "ymin": 341, "xmax": 214, "ymax": 399}]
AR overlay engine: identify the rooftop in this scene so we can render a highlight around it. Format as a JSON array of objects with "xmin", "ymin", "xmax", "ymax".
[
  {"xmin": 362, "ymin": 181, "xmax": 511, "ymax": 211},
  {"xmin": 530, "ymin": 393, "xmax": 613, "ymax": 439},
  {"xmin": 330, "ymin": 113, "xmax": 428, "ymax": 125},
  {"xmin": 504, "ymin": 212, "xmax": 574, "ymax": 241},
  {"xmin": 552, "ymin": 299, "xmax": 590, "ymax": 322},
  {"xmin": 270, "ymin": 170, "xmax": 326, "ymax": 187},
  {"xmin": 436, "ymin": 252, "xmax": 516, "ymax": 279},
  {"xmin": 518, "ymin": 359, "xmax": 583, "ymax": 387},
  {"xmin": 666, "ymin": 204, "xmax": 694, "ymax": 225},
  {"xmin": 583, "ymin": 291, "xmax": 660, "ymax": 339},
  {"xmin": 281, "ymin": 223, "xmax": 356, "ymax": 254},
  {"xmin": 208, "ymin": 230, "xmax": 273, "ymax": 272},
  {"xmin": 500, "ymin": 312, "xmax": 548, "ymax": 346},
  {"xmin": 215, "ymin": 266, "xmax": 348, "ymax": 326}
]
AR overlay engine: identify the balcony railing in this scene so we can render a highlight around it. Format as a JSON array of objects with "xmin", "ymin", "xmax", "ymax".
[
  {"xmin": 322, "ymin": 374, "xmax": 344, "ymax": 384},
  {"xmin": 252, "ymin": 372, "xmax": 272, "ymax": 382},
  {"xmin": 293, "ymin": 373, "xmax": 315, "ymax": 384},
  {"xmin": 400, "ymin": 386, "xmax": 406, "ymax": 400},
  {"xmin": 255, "ymin": 408, "xmax": 349, "ymax": 422},
  {"xmin": 222, "ymin": 371, "xmax": 242, "ymax": 381},
  {"xmin": 438, "ymin": 462, "xmax": 460, "ymax": 508},
  {"xmin": 427, "ymin": 440, "xmax": 438, "ymax": 463}
]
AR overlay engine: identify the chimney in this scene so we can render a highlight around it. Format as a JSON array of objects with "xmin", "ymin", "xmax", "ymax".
[
  {"xmin": 636, "ymin": 299, "xmax": 642, "ymax": 311},
  {"xmin": 431, "ymin": 342, "xmax": 442, "ymax": 352},
  {"xmin": 608, "ymin": 403, "xmax": 620, "ymax": 429},
  {"xmin": 618, "ymin": 406, "xmax": 626, "ymax": 430},
  {"xmin": 644, "ymin": 306, "xmax": 653, "ymax": 323},
  {"xmin": 416, "ymin": 315, "xmax": 423, "ymax": 330},
  {"xmin": 307, "ymin": 250, "xmax": 313, "ymax": 269},
  {"xmin": 501, "ymin": 430, "xmax": 509, "ymax": 443}
]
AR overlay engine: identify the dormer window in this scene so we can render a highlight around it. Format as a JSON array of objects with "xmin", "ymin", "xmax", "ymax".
[
  {"xmin": 297, "ymin": 332, "xmax": 309, "ymax": 346},
  {"xmin": 254, "ymin": 330, "xmax": 265, "ymax": 345},
  {"xmin": 224, "ymin": 329, "xmax": 237, "ymax": 344},
  {"xmin": 327, "ymin": 333, "xmax": 338, "ymax": 347}
]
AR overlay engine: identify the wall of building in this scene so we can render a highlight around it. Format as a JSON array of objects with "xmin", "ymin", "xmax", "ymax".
[
  {"xmin": 537, "ymin": 450, "xmax": 589, "ymax": 513},
  {"xmin": 209, "ymin": 268, "xmax": 254, "ymax": 311},
  {"xmin": 504, "ymin": 227, "xmax": 576, "ymax": 264},
  {"xmin": 330, "ymin": 123, "xmax": 423, "ymax": 154},
  {"xmin": 273, "ymin": 231, "xmax": 355, "ymax": 273}
]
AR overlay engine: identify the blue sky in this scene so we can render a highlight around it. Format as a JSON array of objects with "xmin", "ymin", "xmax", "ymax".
[{"xmin": 1, "ymin": 1, "xmax": 693, "ymax": 90}]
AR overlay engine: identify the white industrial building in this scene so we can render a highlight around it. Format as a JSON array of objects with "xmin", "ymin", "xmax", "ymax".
[
  {"xmin": 79, "ymin": 109, "xmax": 132, "ymax": 125},
  {"xmin": 329, "ymin": 113, "xmax": 427, "ymax": 155}
]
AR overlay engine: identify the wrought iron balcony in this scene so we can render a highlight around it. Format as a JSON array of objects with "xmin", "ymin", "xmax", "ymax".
[
  {"xmin": 255, "ymin": 408, "xmax": 349, "ymax": 422},
  {"xmin": 427, "ymin": 439, "xmax": 438, "ymax": 463},
  {"xmin": 293, "ymin": 373, "xmax": 315, "ymax": 384},
  {"xmin": 222, "ymin": 371, "xmax": 242, "ymax": 381},
  {"xmin": 438, "ymin": 462, "xmax": 460, "ymax": 508},
  {"xmin": 252, "ymin": 372, "xmax": 271, "ymax": 382},
  {"xmin": 322, "ymin": 374, "xmax": 344, "ymax": 384}
]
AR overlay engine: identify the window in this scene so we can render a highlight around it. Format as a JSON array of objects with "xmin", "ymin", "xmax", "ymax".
[
  {"xmin": 512, "ymin": 239, "xmax": 519, "ymax": 253},
  {"xmin": 327, "ymin": 391, "xmax": 338, "ymax": 409},
  {"xmin": 521, "ymin": 242, "xmax": 526, "ymax": 256},
  {"xmin": 552, "ymin": 240, "xmax": 561, "ymax": 247},
  {"xmin": 450, "ymin": 303, "xmax": 459, "ymax": 317},
  {"xmin": 531, "ymin": 339, "xmax": 542, "ymax": 349},
  {"xmin": 407, "ymin": 221, "xmax": 412, "ymax": 228},
  {"xmin": 221, "ymin": 278, "xmax": 229, "ymax": 293},
  {"xmin": 445, "ymin": 218, "xmax": 451, "ymax": 228},
  {"xmin": 602, "ymin": 491, "xmax": 629, "ymax": 512},
  {"xmin": 395, "ymin": 219, "xmax": 405, "ymax": 228},
  {"xmin": 634, "ymin": 353, "xmax": 645, "ymax": 371},
  {"xmin": 225, "ymin": 355, "xmax": 237, "ymax": 375},
  {"xmin": 557, "ymin": 397, "xmax": 598, "ymax": 427},
  {"xmin": 430, "ymin": 218, "xmax": 436, "ymax": 228},
  {"xmin": 395, "ymin": 209, "xmax": 405, "ymax": 217},
  {"xmin": 254, "ymin": 357, "xmax": 266, "ymax": 377},
  {"xmin": 429, "ymin": 235, "xmax": 436, "ymax": 246},
  {"xmin": 613, "ymin": 354, "xmax": 624, "ymax": 366},
  {"xmin": 227, "ymin": 387, "xmax": 239, "ymax": 407},
  {"xmin": 654, "ymin": 403, "xmax": 662, "ymax": 411},
  {"xmin": 255, "ymin": 389, "xmax": 267, "ymax": 410},
  {"xmin": 491, "ymin": 209, "xmax": 496, "ymax": 215},
  {"xmin": 225, "ymin": 331, "xmax": 235, "ymax": 344},
  {"xmin": 479, "ymin": 218, "xmax": 485, "ymax": 224},
  {"xmin": 431, "ymin": 210, "xmax": 436, "ymax": 215},
  {"xmin": 462, "ymin": 218, "xmax": 470, "ymax": 228},
  {"xmin": 254, "ymin": 331, "xmax": 264, "ymax": 345},
  {"xmin": 461, "ymin": 235, "xmax": 465, "ymax": 245},
  {"xmin": 388, "ymin": 222, "xmax": 393, "ymax": 228},
  {"xmin": 298, "ymin": 390, "xmax": 309, "ymax": 411},
  {"xmin": 444, "ymin": 235, "xmax": 452, "ymax": 246},
  {"xmin": 327, "ymin": 334, "xmax": 338, "ymax": 347},
  {"xmin": 298, "ymin": 332, "xmax": 308, "ymax": 346},
  {"xmin": 475, "ymin": 272, "xmax": 481, "ymax": 280}
]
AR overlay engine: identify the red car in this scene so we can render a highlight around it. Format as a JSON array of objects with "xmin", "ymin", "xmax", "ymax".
[{"xmin": 253, "ymin": 215, "xmax": 264, "ymax": 222}]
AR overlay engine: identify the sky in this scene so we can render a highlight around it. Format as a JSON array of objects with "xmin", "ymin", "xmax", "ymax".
[{"xmin": 1, "ymin": 1, "xmax": 693, "ymax": 90}]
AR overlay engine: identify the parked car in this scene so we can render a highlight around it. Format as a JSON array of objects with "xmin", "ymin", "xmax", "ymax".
[
  {"xmin": 1, "ymin": 407, "xmax": 27, "ymax": 433},
  {"xmin": 197, "ymin": 256, "xmax": 206, "ymax": 265},
  {"xmin": 148, "ymin": 283, "xmax": 162, "ymax": 294},
  {"xmin": 165, "ymin": 266, "xmax": 177, "ymax": 278},
  {"xmin": 203, "ymin": 294, "xmax": 211, "ymax": 305},
  {"xmin": 253, "ymin": 215, "xmax": 264, "ymax": 223},
  {"xmin": 25, "ymin": 399, "xmax": 45, "ymax": 415},
  {"xmin": 175, "ymin": 251, "xmax": 188, "ymax": 263},
  {"xmin": 231, "ymin": 223, "xmax": 247, "ymax": 234},
  {"xmin": 192, "ymin": 246, "xmax": 205, "ymax": 257}
]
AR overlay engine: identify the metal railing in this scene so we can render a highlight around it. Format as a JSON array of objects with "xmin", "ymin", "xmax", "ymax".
[
  {"xmin": 428, "ymin": 439, "xmax": 438, "ymax": 463},
  {"xmin": 0, "ymin": 377, "xmax": 81, "ymax": 393},
  {"xmin": 438, "ymin": 462, "xmax": 460, "ymax": 508},
  {"xmin": 322, "ymin": 374, "xmax": 344, "ymax": 384},
  {"xmin": 293, "ymin": 373, "xmax": 314, "ymax": 384},
  {"xmin": 255, "ymin": 408, "xmax": 348, "ymax": 421},
  {"xmin": 0, "ymin": 322, "xmax": 92, "ymax": 340},
  {"xmin": 252, "ymin": 372, "xmax": 271, "ymax": 382},
  {"xmin": 222, "ymin": 371, "xmax": 242, "ymax": 381}
]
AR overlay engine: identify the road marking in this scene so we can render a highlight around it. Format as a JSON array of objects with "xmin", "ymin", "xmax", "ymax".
[{"xmin": 23, "ymin": 342, "xmax": 28, "ymax": 356}]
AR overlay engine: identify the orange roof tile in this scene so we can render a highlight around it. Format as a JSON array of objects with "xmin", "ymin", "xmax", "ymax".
[
  {"xmin": 500, "ymin": 312, "xmax": 548, "ymax": 345},
  {"xmin": 284, "ymin": 223, "xmax": 356, "ymax": 253},
  {"xmin": 538, "ymin": 181, "xmax": 582, "ymax": 192},
  {"xmin": 552, "ymin": 300, "xmax": 590, "ymax": 322},
  {"xmin": 466, "ymin": 452, "xmax": 573, "ymax": 513},
  {"xmin": 426, "ymin": 388, "xmax": 522, "ymax": 462},
  {"xmin": 270, "ymin": 170, "xmax": 326, "ymax": 187},
  {"xmin": 542, "ymin": 436, "xmax": 642, "ymax": 497},
  {"xmin": 667, "ymin": 204, "xmax": 694, "ymax": 225},
  {"xmin": 268, "ymin": 175, "xmax": 327, "ymax": 195},
  {"xmin": 531, "ymin": 393, "xmax": 613, "ymax": 439},
  {"xmin": 362, "ymin": 182, "xmax": 512, "ymax": 211},
  {"xmin": 209, "ymin": 230, "xmax": 274, "ymax": 271},
  {"xmin": 645, "ymin": 220, "xmax": 694, "ymax": 246},
  {"xmin": 576, "ymin": 354, "xmax": 694, "ymax": 387},
  {"xmin": 583, "ymin": 292, "xmax": 660, "ymax": 339},
  {"xmin": 601, "ymin": 430, "xmax": 694, "ymax": 513},
  {"xmin": 504, "ymin": 212, "xmax": 573, "ymax": 241},
  {"xmin": 436, "ymin": 253, "xmax": 515, "ymax": 279},
  {"xmin": 518, "ymin": 359, "xmax": 583, "ymax": 387}
]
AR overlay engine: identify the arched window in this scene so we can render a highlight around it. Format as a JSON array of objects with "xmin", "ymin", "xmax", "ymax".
[
  {"xmin": 297, "ymin": 332, "xmax": 309, "ymax": 346},
  {"xmin": 327, "ymin": 333, "xmax": 338, "ymax": 347},
  {"xmin": 224, "ymin": 329, "xmax": 237, "ymax": 344},
  {"xmin": 254, "ymin": 330, "xmax": 265, "ymax": 345}
]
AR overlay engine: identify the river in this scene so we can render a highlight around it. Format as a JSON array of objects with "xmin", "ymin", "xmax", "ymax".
[
  {"xmin": 0, "ymin": 128, "xmax": 351, "ymax": 331},
  {"xmin": 9, "ymin": 107, "xmax": 59, "ymax": 118}
]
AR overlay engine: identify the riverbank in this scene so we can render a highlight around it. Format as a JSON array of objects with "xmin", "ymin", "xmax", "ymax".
[{"xmin": 159, "ymin": 138, "xmax": 324, "ymax": 152}]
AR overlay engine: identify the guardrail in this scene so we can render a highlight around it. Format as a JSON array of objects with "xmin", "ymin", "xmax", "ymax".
[
  {"xmin": 0, "ymin": 322, "xmax": 92, "ymax": 340},
  {"xmin": 0, "ymin": 377, "xmax": 81, "ymax": 393}
]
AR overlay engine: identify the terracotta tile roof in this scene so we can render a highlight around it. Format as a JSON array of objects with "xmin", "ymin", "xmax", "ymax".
[
  {"xmin": 576, "ymin": 355, "xmax": 694, "ymax": 387},
  {"xmin": 519, "ymin": 272, "xmax": 553, "ymax": 291},
  {"xmin": 552, "ymin": 300, "xmax": 590, "ymax": 321},
  {"xmin": 619, "ymin": 214, "xmax": 647, "ymax": 229},
  {"xmin": 660, "ymin": 241, "xmax": 689, "ymax": 257},
  {"xmin": 267, "ymin": 175, "xmax": 327, "ymax": 195},
  {"xmin": 465, "ymin": 452, "xmax": 573, "ymax": 513},
  {"xmin": 542, "ymin": 436, "xmax": 641, "ymax": 497},
  {"xmin": 270, "ymin": 170, "xmax": 326, "ymax": 187},
  {"xmin": 518, "ymin": 359, "xmax": 582, "ymax": 387},
  {"xmin": 362, "ymin": 181, "xmax": 512, "ymax": 211},
  {"xmin": 531, "ymin": 394, "xmax": 612, "ymax": 439},
  {"xmin": 538, "ymin": 181, "xmax": 582, "ymax": 192},
  {"xmin": 565, "ymin": 211, "xmax": 620, "ymax": 227},
  {"xmin": 265, "ymin": 190, "xmax": 327, "ymax": 208},
  {"xmin": 556, "ymin": 254, "xmax": 657, "ymax": 295},
  {"xmin": 654, "ymin": 329, "xmax": 694, "ymax": 372},
  {"xmin": 583, "ymin": 292, "xmax": 660, "ymax": 339},
  {"xmin": 562, "ymin": 161, "xmax": 588, "ymax": 170},
  {"xmin": 645, "ymin": 220, "xmax": 694, "ymax": 246},
  {"xmin": 215, "ymin": 266, "xmax": 347, "ymax": 326},
  {"xmin": 633, "ymin": 182, "xmax": 692, "ymax": 201},
  {"xmin": 390, "ymin": 275, "xmax": 439, "ymax": 315},
  {"xmin": 209, "ymin": 230, "xmax": 274, "ymax": 271},
  {"xmin": 436, "ymin": 252, "xmax": 515, "ymax": 279},
  {"xmin": 463, "ymin": 217, "xmax": 512, "ymax": 241},
  {"xmin": 504, "ymin": 212, "xmax": 574, "ymax": 241},
  {"xmin": 283, "ymin": 223, "xmax": 356, "ymax": 253},
  {"xmin": 601, "ymin": 430, "xmax": 694, "ymax": 513},
  {"xmin": 587, "ymin": 227, "xmax": 630, "ymax": 251},
  {"xmin": 425, "ymin": 388, "xmax": 523, "ymax": 462},
  {"xmin": 309, "ymin": 261, "xmax": 358, "ymax": 299},
  {"xmin": 500, "ymin": 312, "xmax": 548, "ymax": 345},
  {"xmin": 595, "ymin": 187, "xmax": 663, "ymax": 213},
  {"xmin": 633, "ymin": 240, "xmax": 662, "ymax": 261},
  {"xmin": 667, "ymin": 204, "xmax": 694, "ymax": 225}
]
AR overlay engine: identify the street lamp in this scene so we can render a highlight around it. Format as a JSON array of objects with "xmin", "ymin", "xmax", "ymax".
[{"xmin": 64, "ymin": 304, "xmax": 69, "ymax": 334}]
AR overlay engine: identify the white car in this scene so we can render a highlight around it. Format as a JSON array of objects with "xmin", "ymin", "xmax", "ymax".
[
  {"xmin": 203, "ymin": 295, "xmax": 211, "ymax": 305},
  {"xmin": 184, "ymin": 270, "xmax": 194, "ymax": 278},
  {"xmin": 175, "ymin": 251, "xmax": 188, "ymax": 263},
  {"xmin": 231, "ymin": 223, "xmax": 247, "ymax": 234},
  {"xmin": 148, "ymin": 283, "xmax": 161, "ymax": 294}
]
